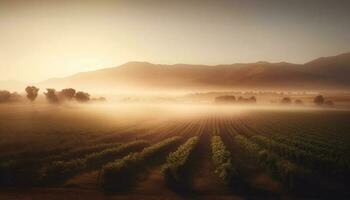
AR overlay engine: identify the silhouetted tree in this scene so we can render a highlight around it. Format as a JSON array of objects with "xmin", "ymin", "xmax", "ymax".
[
  {"xmin": 237, "ymin": 96, "xmax": 244, "ymax": 103},
  {"xmin": 75, "ymin": 91, "xmax": 90, "ymax": 102},
  {"xmin": 215, "ymin": 95, "xmax": 236, "ymax": 103},
  {"xmin": 0, "ymin": 91, "xmax": 22, "ymax": 103},
  {"xmin": 25, "ymin": 86, "xmax": 39, "ymax": 102},
  {"xmin": 325, "ymin": 100, "xmax": 334, "ymax": 106},
  {"xmin": 44, "ymin": 89, "xmax": 59, "ymax": 103},
  {"xmin": 295, "ymin": 99, "xmax": 303, "ymax": 105},
  {"xmin": 314, "ymin": 95, "xmax": 325, "ymax": 105},
  {"xmin": 236, "ymin": 96, "xmax": 256, "ymax": 104},
  {"xmin": 0, "ymin": 90, "xmax": 11, "ymax": 102},
  {"xmin": 59, "ymin": 88, "xmax": 76, "ymax": 101},
  {"xmin": 249, "ymin": 96, "xmax": 257, "ymax": 103},
  {"xmin": 281, "ymin": 97, "xmax": 292, "ymax": 104}
]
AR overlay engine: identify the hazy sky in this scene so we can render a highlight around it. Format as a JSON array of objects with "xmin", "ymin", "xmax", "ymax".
[{"xmin": 1, "ymin": 0, "xmax": 350, "ymax": 82}]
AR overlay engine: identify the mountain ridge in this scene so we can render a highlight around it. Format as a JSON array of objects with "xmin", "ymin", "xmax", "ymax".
[{"xmin": 9, "ymin": 51, "xmax": 350, "ymax": 91}]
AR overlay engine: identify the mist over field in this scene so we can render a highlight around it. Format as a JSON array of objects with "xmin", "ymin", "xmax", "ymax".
[
  {"xmin": 0, "ymin": 101, "xmax": 350, "ymax": 200},
  {"xmin": 1, "ymin": 0, "xmax": 350, "ymax": 199}
]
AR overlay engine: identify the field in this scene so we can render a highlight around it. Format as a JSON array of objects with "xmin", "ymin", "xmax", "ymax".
[{"xmin": 0, "ymin": 103, "xmax": 349, "ymax": 200}]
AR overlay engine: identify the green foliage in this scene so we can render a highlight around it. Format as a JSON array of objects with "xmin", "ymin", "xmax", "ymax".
[
  {"xmin": 41, "ymin": 140, "xmax": 149, "ymax": 184},
  {"xmin": 49, "ymin": 142, "xmax": 122, "ymax": 161},
  {"xmin": 271, "ymin": 134, "xmax": 335, "ymax": 157},
  {"xmin": 250, "ymin": 135, "xmax": 348, "ymax": 174},
  {"xmin": 210, "ymin": 136, "xmax": 236, "ymax": 184},
  {"xmin": 161, "ymin": 136, "xmax": 199, "ymax": 187},
  {"xmin": 101, "ymin": 136, "xmax": 181, "ymax": 191},
  {"xmin": 234, "ymin": 135, "xmax": 306, "ymax": 190}
]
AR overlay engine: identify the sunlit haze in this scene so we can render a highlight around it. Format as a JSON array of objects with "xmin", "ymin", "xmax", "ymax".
[
  {"xmin": 1, "ymin": 2, "xmax": 350, "ymax": 199},
  {"xmin": 1, "ymin": 0, "xmax": 350, "ymax": 82}
]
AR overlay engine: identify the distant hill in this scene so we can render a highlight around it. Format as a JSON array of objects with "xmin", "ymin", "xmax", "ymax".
[
  {"xmin": 39, "ymin": 52, "xmax": 350, "ymax": 91},
  {"xmin": 304, "ymin": 52, "xmax": 350, "ymax": 84}
]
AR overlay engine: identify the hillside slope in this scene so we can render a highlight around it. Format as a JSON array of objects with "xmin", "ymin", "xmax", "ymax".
[{"xmin": 39, "ymin": 52, "xmax": 350, "ymax": 91}]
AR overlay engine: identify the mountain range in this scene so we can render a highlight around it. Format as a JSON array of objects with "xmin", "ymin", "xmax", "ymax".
[{"xmin": 3, "ymin": 52, "xmax": 350, "ymax": 92}]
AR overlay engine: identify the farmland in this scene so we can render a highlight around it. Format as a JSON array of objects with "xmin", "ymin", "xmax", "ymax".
[{"xmin": 0, "ymin": 103, "xmax": 349, "ymax": 199}]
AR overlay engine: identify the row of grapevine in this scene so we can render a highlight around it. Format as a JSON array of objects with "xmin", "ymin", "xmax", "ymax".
[
  {"xmin": 47, "ymin": 142, "xmax": 121, "ymax": 161},
  {"xmin": 258, "ymin": 113, "xmax": 347, "ymax": 149},
  {"xmin": 0, "ymin": 148, "xmax": 63, "ymax": 164},
  {"xmin": 161, "ymin": 136, "xmax": 199, "ymax": 189},
  {"xmin": 269, "ymin": 134, "xmax": 339, "ymax": 158},
  {"xmin": 239, "ymin": 114, "xmax": 343, "ymax": 162},
  {"xmin": 249, "ymin": 135, "xmax": 348, "ymax": 175},
  {"xmin": 40, "ymin": 140, "xmax": 149, "ymax": 184},
  {"xmin": 239, "ymin": 115, "xmax": 349, "ymax": 173},
  {"xmin": 101, "ymin": 136, "xmax": 182, "ymax": 191},
  {"xmin": 233, "ymin": 135, "xmax": 306, "ymax": 190},
  {"xmin": 210, "ymin": 136, "xmax": 236, "ymax": 184},
  {"xmin": 0, "ymin": 124, "xmax": 145, "ymax": 167}
]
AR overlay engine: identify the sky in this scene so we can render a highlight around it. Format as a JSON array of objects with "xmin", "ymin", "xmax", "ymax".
[{"xmin": 0, "ymin": 0, "xmax": 350, "ymax": 82}]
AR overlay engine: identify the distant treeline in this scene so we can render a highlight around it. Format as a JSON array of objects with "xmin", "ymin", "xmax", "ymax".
[
  {"xmin": 215, "ymin": 95, "xmax": 257, "ymax": 104},
  {"xmin": 0, "ymin": 86, "xmax": 106, "ymax": 104},
  {"xmin": 280, "ymin": 95, "xmax": 334, "ymax": 106},
  {"xmin": 0, "ymin": 90, "xmax": 22, "ymax": 103},
  {"xmin": 214, "ymin": 94, "xmax": 334, "ymax": 106},
  {"xmin": 44, "ymin": 88, "xmax": 91, "ymax": 103}
]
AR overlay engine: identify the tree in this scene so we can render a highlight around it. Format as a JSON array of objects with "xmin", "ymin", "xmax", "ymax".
[
  {"xmin": 75, "ymin": 91, "xmax": 90, "ymax": 102},
  {"xmin": 314, "ymin": 95, "xmax": 325, "ymax": 105},
  {"xmin": 249, "ymin": 96, "xmax": 257, "ymax": 103},
  {"xmin": 215, "ymin": 95, "xmax": 236, "ymax": 103},
  {"xmin": 0, "ymin": 91, "xmax": 22, "ymax": 103},
  {"xmin": 281, "ymin": 97, "xmax": 292, "ymax": 104},
  {"xmin": 25, "ymin": 86, "xmax": 39, "ymax": 102},
  {"xmin": 0, "ymin": 90, "xmax": 11, "ymax": 102},
  {"xmin": 44, "ymin": 89, "xmax": 59, "ymax": 103},
  {"xmin": 59, "ymin": 88, "xmax": 76, "ymax": 101}
]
